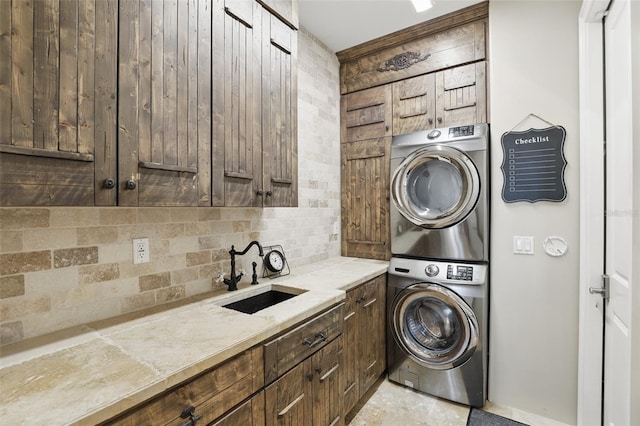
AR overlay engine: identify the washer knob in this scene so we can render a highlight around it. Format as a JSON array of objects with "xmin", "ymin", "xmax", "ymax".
[
  {"xmin": 425, "ymin": 264, "xmax": 439, "ymax": 277},
  {"xmin": 427, "ymin": 129, "xmax": 441, "ymax": 140}
]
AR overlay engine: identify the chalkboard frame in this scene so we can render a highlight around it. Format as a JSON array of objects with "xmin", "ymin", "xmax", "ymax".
[{"xmin": 500, "ymin": 126, "xmax": 567, "ymax": 203}]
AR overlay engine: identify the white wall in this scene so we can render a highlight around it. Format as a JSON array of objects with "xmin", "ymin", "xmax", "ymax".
[{"xmin": 488, "ymin": 1, "xmax": 581, "ymax": 424}]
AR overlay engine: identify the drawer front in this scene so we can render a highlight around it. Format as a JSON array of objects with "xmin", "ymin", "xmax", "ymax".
[
  {"xmin": 264, "ymin": 304, "xmax": 344, "ymax": 384},
  {"xmin": 105, "ymin": 346, "xmax": 264, "ymax": 426},
  {"xmin": 211, "ymin": 391, "xmax": 265, "ymax": 426}
]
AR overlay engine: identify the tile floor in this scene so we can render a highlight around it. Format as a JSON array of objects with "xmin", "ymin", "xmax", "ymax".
[{"xmin": 346, "ymin": 378, "xmax": 572, "ymax": 426}]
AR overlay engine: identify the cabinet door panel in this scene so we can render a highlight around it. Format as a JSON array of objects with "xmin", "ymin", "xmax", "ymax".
[
  {"xmin": 392, "ymin": 73, "xmax": 436, "ymax": 135},
  {"xmin": 358, "ymin": 275, "xmax": 386, "ymax": 395},
  {"xmin": 212, "ymin": 391, "xmax": 265, "ymax": 426},
  {"xmin": 0, "ymin": 0, "xmax": 117, "ymax": 206},
  {"xmin": 312, "ymin": 336, "xmax": 344, "ymax": 426},
  {"xmin": 341, "ymin": 86, "xmax": 392, "ymax": 143},
  {"xmin": 265, "ymin": 361, "xmax": 313, "ymax": 426},
  {"xmin": 341, "ymin": 138, "xmax": 390, "ymax": 260},
  {"xmin": 435, "ymin": 61, "xmax": 487, "ymax": 127},
  {"xmin": 262, "ymin": 13, "xmax": 297, "ymax": 207},
  {"xmin": 341, "ymin": 289, "xmax": 359, "ymax": 415},
  {"xmin": 213, "ymin": 0, "xmax": 262, "ymax": 206},
  {"xmin": 118, "ymin": 0, "xmax": 211, "ymax": 206}
]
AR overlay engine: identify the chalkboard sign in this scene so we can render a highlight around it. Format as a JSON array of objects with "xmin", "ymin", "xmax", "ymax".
[{"xmin": 500, "ymin": 126, "xmax": 567, "ymax": 203}]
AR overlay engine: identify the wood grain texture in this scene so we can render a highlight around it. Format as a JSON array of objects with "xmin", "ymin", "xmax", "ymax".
[
  {"xmin": 358, "ymin": 275, "xmax": 386, "ymax": 395},
  {"xmin": 341, "ymin": 288, "xmax": 359, "ymax": 416},
  {"xmin": 336, "ymin": 1, "xmax": 488, "ymax": 63},
  {"xmin": 340, "ymin": 85, "xmax": 392, "ymax": 143},
  {"xmin": 435, "ymin": 61, "xmax": 487, "ymax": 127},
  {"xmin": 197, "ymin": 0, "xmax": 212, "ymax": 206},
  {"xmin": 312, "ymin": 336, "xmax": 344, "ymax": 426},
  {"xmin": 393, "ymin": 73, "xmax": 436, "ymax": 135},
  {"xmin": 340, "ymin": 138, "xmax": 390, "ymax": 261},
  {"xmin": 104, "ymin": 346, "xmax": 264, "ymax": 426},
  {"xmin": 211, "ymin": 391, "xmax": 266, "ymax": 426},
  {"xmin": 264, "ymin": 303, "xmax": 343, "ymax": 385},
  {"xmin": 2, "ymin": 0, "xmax": 116, "ymax": 206},
  {"xmin": 262, "ymin": 12, "xmax": 297, "ymax": 207},
  {"xmin": 339, "ymin": 20, "xmax": 486, "ymax": 94},
  {"xmin": 265, "ymin": 360, "xmax": 313, "ymax": 426},
  {"xmin": 93, "ymin": 0, "xmax": 118, "ymax": 205},
  {"xmin": 213, "ymin": 0, "xmax": 262, "ymax": 207},
  {"xmin": 117, "ymin": 0, "xmax": 209, "ymax": 206}
]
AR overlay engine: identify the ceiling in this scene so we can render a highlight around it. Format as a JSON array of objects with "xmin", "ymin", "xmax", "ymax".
[{"xmin": 297, "ymin": 0, "xmax": 486, "ymax": 54}]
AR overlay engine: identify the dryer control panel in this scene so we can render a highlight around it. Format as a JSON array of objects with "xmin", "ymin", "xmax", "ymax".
[
  {"xmin": 447, "ymin": 264, "xmax": 474, "ymax": 281},
  {"xmin": 449, "ymin": 125, "xmax": 475, "ymax": 137}
]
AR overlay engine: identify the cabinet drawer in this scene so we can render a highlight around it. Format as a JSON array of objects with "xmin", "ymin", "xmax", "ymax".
[
  {"xmin": 104, "ymin": 346, "xmax": 263, "ymax": 425},
  {"xmin": 264, "ymin": 304, "xmax": 343, "ymax": 384}
]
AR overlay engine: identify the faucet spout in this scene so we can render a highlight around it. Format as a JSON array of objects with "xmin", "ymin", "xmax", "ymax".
[{"xmin": 223, "ymin": 241, "xmax": 264, "ymax": 291}]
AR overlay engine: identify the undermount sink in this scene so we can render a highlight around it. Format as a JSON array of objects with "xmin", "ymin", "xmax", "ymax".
[{"xmin": 222, "ymin": 288, "xmax": 304, "ymax": 314}]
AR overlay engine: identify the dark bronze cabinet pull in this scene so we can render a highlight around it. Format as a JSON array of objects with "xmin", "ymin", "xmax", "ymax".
[
  {"xmin": 103, "ymin": 178, "xmax": 116, "ymax": 189},
  {"xmin": 125, "ymin": 179, "xmax": 137, "ymax": 190},
  {"xmin": 179, "ymin": 406, "xmax": 202, "ymax": 426},
  {"xmin": 303, "ymin": 332, "xmax": 327, "ymax": 348}
]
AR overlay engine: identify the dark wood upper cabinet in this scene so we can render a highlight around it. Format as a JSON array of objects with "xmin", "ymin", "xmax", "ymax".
[
  {"xmin": 118, "ymin": 0, "xmax": 212, "ymax": 207},
  {"xmin": 0, "ymin": 0, "xmax": 118, "ymax": 206},
  {"xmin": 212, "ymin": 0, "xmax": 298, "ymax": 207},
  {"xmin": 212, "ymin": 0, "xmax": 263, "ymax": 207}
]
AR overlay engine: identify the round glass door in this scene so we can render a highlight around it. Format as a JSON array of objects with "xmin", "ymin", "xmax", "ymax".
[
  {"xmin": 392, "ymin": 283, "xmax": 478, "ymax": 369},
  {"xmin": 391, "ymin": 145, "xmax": 480, "ymax": 228}
]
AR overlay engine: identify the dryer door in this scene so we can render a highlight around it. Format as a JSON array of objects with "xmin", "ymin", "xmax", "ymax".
[
  {"xmin": 391, "ymin": 283, "xmax": 479, "ymax": 370},
  {"xmin": 391, "ymin": 145, "xmax": 480, "ymax": 228}
]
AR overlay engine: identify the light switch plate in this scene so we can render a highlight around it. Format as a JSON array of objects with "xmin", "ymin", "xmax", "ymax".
[
  {"xmin": 513, "ymin": 236, "xmax": 534, "ymax": 255},
  {"xmin": 133, "ymin": 238, "xmax": 150, "ymax": 264}
]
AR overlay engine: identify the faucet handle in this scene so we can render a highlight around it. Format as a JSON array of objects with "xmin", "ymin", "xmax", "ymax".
[{"xmin": 215, "ymin": 273, "xmax": 225, "ymax": 283}]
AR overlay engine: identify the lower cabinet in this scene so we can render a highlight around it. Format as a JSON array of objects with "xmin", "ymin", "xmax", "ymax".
[
  {"xmin": 102, "ymin": 276, "xmax": 387, "ymax": 426},
  {"xmin": 265, "ymin": 336, "xmax": 343, "ymax": 426},
  {"xmin": 342, "ymin": 274, "xmax": 387, "ymax": 418},
  {"xmin": 102, "ymin": 346, "xmax": 264, "ymax": 425}
]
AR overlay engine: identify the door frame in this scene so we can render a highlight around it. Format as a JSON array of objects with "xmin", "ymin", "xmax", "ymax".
[{"xmin": 577, "ymin": 1, "xmax": 608, "ymax": 424}]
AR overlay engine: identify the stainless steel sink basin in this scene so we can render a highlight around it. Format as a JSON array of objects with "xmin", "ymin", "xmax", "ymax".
[{"xmin": 222, "ymin": 288, "xmax": 304, "ymax": 314}]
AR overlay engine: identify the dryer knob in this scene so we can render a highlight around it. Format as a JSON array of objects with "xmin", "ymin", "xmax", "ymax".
[
  {"xmin": 425, "ymin": 264, "xmax": 439, "ymax": 277},
  {"xmin": 427, "ymin": 129, "xmax": 441, "ymax": 140}
]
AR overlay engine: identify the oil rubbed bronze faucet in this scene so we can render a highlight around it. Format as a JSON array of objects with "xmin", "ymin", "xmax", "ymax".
[{"xmin": 223, "ymin": 241, "xmax": 264, "ymax": 291}]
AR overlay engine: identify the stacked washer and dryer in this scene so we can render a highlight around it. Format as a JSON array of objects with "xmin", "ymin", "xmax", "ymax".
[{"xmin": 387, "ymin": 123, "xmax": 490, "ymax": 408}]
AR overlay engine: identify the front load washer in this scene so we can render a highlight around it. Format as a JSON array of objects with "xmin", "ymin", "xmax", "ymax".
[
  {"xmin": 387, "ymin": 257, "xmax": 488, "ymax": 407},
  {"xmin": 390, "ymin": 123, "xmax": 489, "ymax": 261}
]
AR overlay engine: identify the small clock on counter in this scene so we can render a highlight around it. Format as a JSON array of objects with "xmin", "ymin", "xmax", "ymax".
[{"xmin": 262, "ymin": 245, "xmax": 290, "ymax": 278}]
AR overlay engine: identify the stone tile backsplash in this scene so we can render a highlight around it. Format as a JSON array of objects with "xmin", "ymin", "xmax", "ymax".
[{"xmin": 0, "ymin": 29, "xmax": 341, "ymax": 345}]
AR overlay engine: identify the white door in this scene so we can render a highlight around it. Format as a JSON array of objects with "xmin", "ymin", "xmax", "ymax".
[{"xmin": 603, "ymin": 0, "xmax": 634, "ymax": 424}]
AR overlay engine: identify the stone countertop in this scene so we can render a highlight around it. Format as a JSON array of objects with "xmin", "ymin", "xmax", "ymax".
[{"xmin": 0, "ymin": 257, "xmax": 388, "ymax": 426}]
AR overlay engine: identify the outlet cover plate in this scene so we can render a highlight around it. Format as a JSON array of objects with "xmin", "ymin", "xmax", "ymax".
[{"xmin": 133, "ymin": 238, "xmax": 150, "ymax": 264}]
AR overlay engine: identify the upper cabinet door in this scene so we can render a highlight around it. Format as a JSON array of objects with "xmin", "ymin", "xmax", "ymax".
[
  {"xmin": 0, "ymin": 0, "xmax": 118, "ymax": 206},
  {"xmin": 118, "ymin": 0, "xmax": 212, "ymax": 206},
  {"xmin": 262, "ymin": 13, "xmax": 297, "ymax": 207},
  {"xmin": 435, "ymin": 61, "xmax": 487, "ymax": 128},
  {"xmin": 392, "ymin": 73, "xmax": 436, "ymax": 136},
  {"xmin": 212, "ymin": 0, "xmax": 263, "ymax": 207},
  {"xmin": 341, "ymin": 86, "xmax": 392, "ymax": 143}
]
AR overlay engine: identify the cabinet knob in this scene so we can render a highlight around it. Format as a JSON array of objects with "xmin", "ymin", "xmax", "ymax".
[
  {"xmin": 256, "ymin": 189, "xmax": 264, "ymax": 196},
  {"xmin": 103, "ymin": 178, "xmax": 116, "ymax": 189},
  {"xmin": 437, "ymin": 117, "xmax": 443, "ymax": 124},
  {"xmin": 125, "ymin": 179, "xmax": 137, "ymax": 190},
  {"xmin": 266, "ymin": 190, "xmax": 273, "ymax": 197},
  {"xmin": 428, "ymin": 118, "xmax": 434, "ymax": 125},
  {"xmin": 385, "ymin": 125, "xmax": 389, "ymax": 131}
]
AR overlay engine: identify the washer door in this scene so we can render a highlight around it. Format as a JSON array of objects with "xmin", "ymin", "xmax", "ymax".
[
  {"xmin": 391, "ymin": 145, "xmax": 480, "ymax": 228},
  {"xmin": 392, "ymin": 283, "xmax": 479, "ymax": 370}
]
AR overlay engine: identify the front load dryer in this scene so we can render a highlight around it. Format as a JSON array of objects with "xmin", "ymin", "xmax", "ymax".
[
  {"xmin": 387, "ymin": 257, "xmax": 488, "ymax": 407},
  {"xmin": 390, "ymin": 124, "xmax": 489, "ymax": 261}
]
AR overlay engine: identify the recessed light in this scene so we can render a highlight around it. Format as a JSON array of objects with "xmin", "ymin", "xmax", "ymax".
[{"xmin": 411, "ymin": 0, "xmax": 434, "ymax": 13}]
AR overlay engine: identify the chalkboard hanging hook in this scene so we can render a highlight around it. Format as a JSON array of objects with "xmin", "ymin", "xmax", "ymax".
[{"xmin": 510, "ymin": 113, "xmax": 559, "ymax": 132}]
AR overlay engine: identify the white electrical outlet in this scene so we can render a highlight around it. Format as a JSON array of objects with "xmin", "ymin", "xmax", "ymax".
[{"xmin": 133, "ymin": 238, "xmax": 150, "ymax": 264}]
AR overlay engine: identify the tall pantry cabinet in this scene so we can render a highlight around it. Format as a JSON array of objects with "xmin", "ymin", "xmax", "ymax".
[
  {"xmin": 0, "ymin": 0, "xmax": 298, "ymax": 208},
  {"xmin": 338, "ymin": 2, "xmax": 489, "ymax": 260}
]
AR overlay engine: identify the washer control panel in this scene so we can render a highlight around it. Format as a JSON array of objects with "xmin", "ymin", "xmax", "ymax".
[
  {"xmin": 389, "ymin": 257, "xmax": 487, "ymax": 285},
  {"xmin": 446, "ymin": 264, "xmax": 473, "ymax": 281},
  {"xmin": 448, "ymin": 125, "xmax": 475, "ymax": 137}
]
